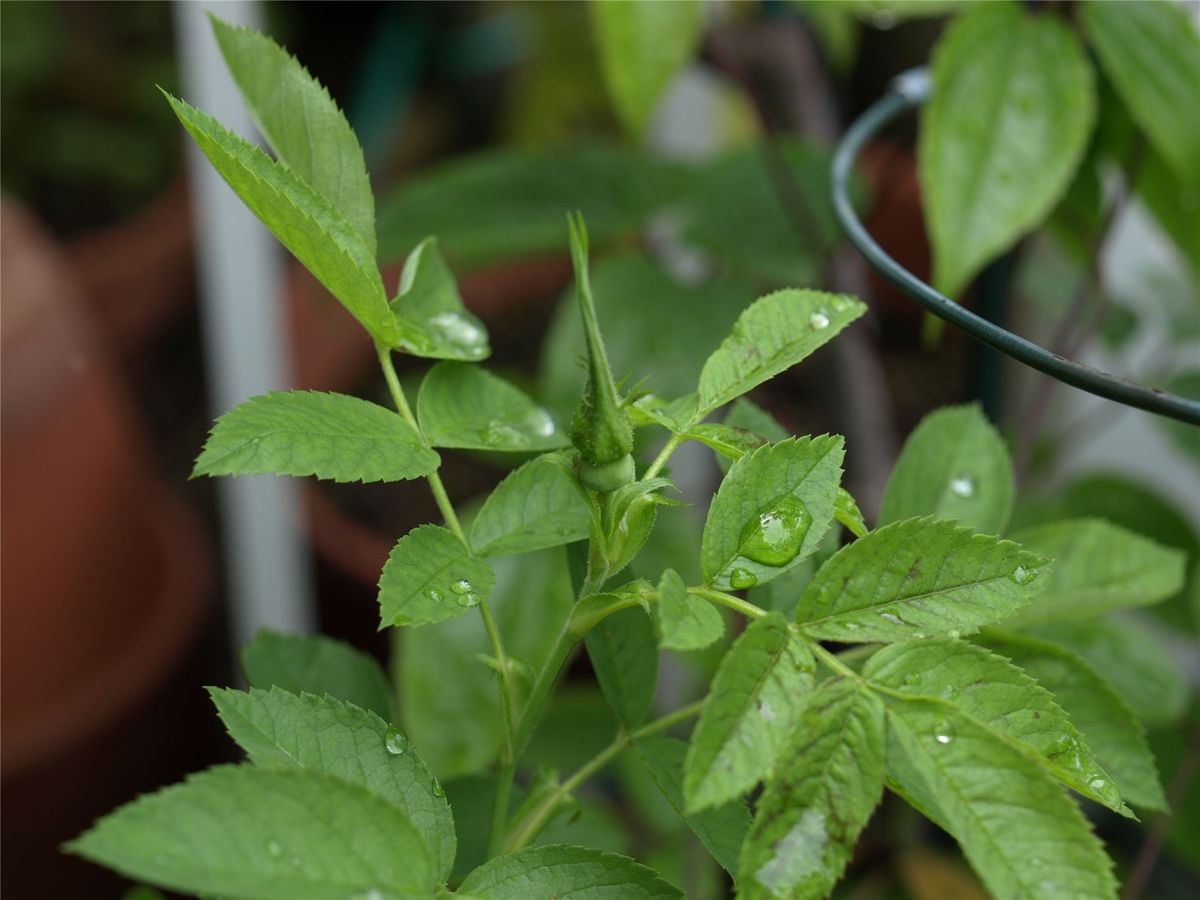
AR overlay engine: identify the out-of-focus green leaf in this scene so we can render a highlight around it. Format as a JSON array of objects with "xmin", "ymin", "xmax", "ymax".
[
  {"xmin": 458, "ymin": 845, "xmax": 682, "ymax": 899},
  {"xmin": 586, "ymin": 606, "xmax": 659, "ymax": 728},
  {"xmin": 1159, "ymin": 370, "xmax": 1200, "ymax": 464}
]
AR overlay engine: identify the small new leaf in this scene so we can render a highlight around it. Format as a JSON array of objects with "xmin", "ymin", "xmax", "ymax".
[
  {"xmin": 796, "ymin": 518, "xmax": 1047, "ymax": 642},
  {"xmin": 702, "ymin": 436, "xmax": 845, "ymax": 591},
  {"xmin": 655, "ymin": 569, "xmax": 724, "ymax": 652},
  {"xmin": 458, "ymin": 844, "xmax": 682, "ymax": 899},
  {"xmin": 208, "ymin": 687, "xmax": 455, "ymax": 880},
  {"xmin": 417, "ymin": 362, "xmax": 566, "ymax": 452},
  {"xmin": 378, "ymin": 524, "xmax": 496, "ymax": 628},
  {"xmin": 697, "ymin": 290, "xmax": 866, "ymax": 418},
  {"xmin": 67, "ymin": 766, "xmax": 437, "ymax": 899},
  {"xmin": 879, "ymin": 404, "xmax": 1014, "ymax": 535},
  {"xmin": 739, "ymin": 679, "xmax": 885, "ymax": 900},
  {"xmin": 683, "ymin": 614, "xmax": 814, "ymax": 812},
  {"xmin": 161, "ymin": 92, "xmax": 399, "ymax": 346},
  {"xmin": 193, "ymin": 391, "xmax": 438, "ymax": 483},
  {"xmin": 470, "ymin": 454, "xmax": 592, "ymax": 557}
]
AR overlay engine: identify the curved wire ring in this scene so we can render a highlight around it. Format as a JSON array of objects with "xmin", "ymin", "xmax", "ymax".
[{"xmin": 830, "ymin": 68, "xmax": 1200, "ymax": 426}]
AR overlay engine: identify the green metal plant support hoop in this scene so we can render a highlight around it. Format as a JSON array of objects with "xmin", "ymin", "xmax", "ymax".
[{"xmin": 831, "ymin": 68, "xmax": 1200, "ymax": 426}]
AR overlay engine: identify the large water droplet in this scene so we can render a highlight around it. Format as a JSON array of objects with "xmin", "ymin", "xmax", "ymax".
[
  {"xmin": 739, "ymin": 495, "xmax": 812, "ymax": 567},
  {"xmin": 456, "ymin": 592, "xmax": 476, "ymax": 609},
  {"xmin": 949, "ymin": 473, "xmax": 975, "ymax": 498},
  {"xmin": 483, "ymin": 420, "xmax": 529, "ymax": 449},
  {"xmin": 1011, "ymin": 565, "xmax": 1038, "ymax": 586},
  {"xmin": 450, "ymin": 579, "xmax": 473, "ymax": 595},
  {"xmin": 385, "ymin": 726, "xmax": 410, "ymax": 755},
  {"xmin": 729, "ymin": 568, "xmax": 759, "ymax": 590},
  {"xmin": 934, "ymin": 717, "xmax": 956, "ymax": 745},
  {"xmin": 524, "ymin": 407, "xmax": 557, "ymax": 438},
  {"xmin": 428, "ymin": 311, "xmax": 488, "ymax": 359}
]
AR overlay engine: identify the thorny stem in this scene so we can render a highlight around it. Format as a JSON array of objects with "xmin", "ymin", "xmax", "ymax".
[
  {"xmin": 375, "ymin": 343, "xmax": 518, "ymax": 847},
  {"xmin": 504, "ymin": 701, "xmax": 706, "ymax": 852}
]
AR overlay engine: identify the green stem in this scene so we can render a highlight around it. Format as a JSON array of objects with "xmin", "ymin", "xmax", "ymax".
[
  {"xmin": 375, "ymin": 342, "xmax": 518, "ymax": 847},
  {"xmin": 504, "ymin": 700, "xmax": 706, "ymax": 852},
  {"xmin": 643, "ymin": 433, "xmax": 682, "ymax": 481},
  {"xmin": 688, "ymin": 585, "xmax": 768, "ymax": 620},
  {"xmin": 807, "ymin": 639, "xmax": 861, "ymax": 681}
]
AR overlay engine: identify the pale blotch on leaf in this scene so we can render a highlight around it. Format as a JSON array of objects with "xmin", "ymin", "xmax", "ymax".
[{"xmin": 754, "ymin": 808, "xmax": 829, "ymax": 895}]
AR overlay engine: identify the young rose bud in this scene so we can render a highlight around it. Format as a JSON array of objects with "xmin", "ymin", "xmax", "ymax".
[{"xmin": 566, "ymin": 212, "xmax": 634, "ymax": 493}]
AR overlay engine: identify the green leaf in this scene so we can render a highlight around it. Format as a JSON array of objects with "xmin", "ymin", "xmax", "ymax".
[
  {"xmin": 634, "ymin": 736, "xmax": 749, "ymax": 877},
  {"xmin": 390, "ymin": 237, "xmax": 490, "ymax": 361},
  {"xmin": 417, "ymin": 362, "xmax": 566, "ymax": 452},
  {"xmin": 1026, "ymin": 617, "xmax": 1190, "ymax": 727},
  {"xmin": 879, "ymin": 404, "xmax": 1014, "ymax": 535},
  {"xmin": 885, "ymin": 698, "xmax": 1117, "ymax": 900},
  {"xmin": 399, "ymin": 547, "xmax": 575, "ymax": 778},
  {"xmin": 702, "ymin": 436, "xmax": 845, "ymax": 591},
  {"xmin": 378, "ymin": 524, "xmax": 495, "ymax": 628},
  {"xmin": 586, "ymin": 606, "xmax": 658, "ymax": 728},
  {"xmin": 208, "ymin": 16, "xmax": 375, "ymax": 250},
  {"xmin": 683, "ymin": 423, "xmax": 768, "ymax": 463},
  {"xmin": 725, "ymin": 399, "xmax": 790, "ymax": 442},
  {"xmin": 193, "ymin": 390, "xmax": 437, "ymax": 483},
  {"xmin": 920, "ymin": 2, "xmax": 1095, "ymax": 298},
  {"xmin": 834, "ymin": 487, "xmax": 869, "ymax": 538},
  {"xmin": 376, "ymin": 145, "xmax": 684, "ymax": 270},
  {"xmin": 240, "ymin": 630, "xmax": 391, "ymax": 721},
  {"xmin": 1005, "ymin": 519, "xmax": 1186, "ymax": 625},
  {"xmin": 161, "ymin": 92, "xmax": 398, "ymax": 346},
  {"xmin": 470, "ymin": 454, "xmax": 592, "ymax": 557},
  {"xmin": 1081, "ymin": 0, "xmax": 1200, "ymax": 187},
  {"xmin": 1159, "ymin": 369, "xmax": 1200, "ymax": 464},
  {"xmin": 68, "ymin": 766, "xmax": 437, "ymax": 899},
  {"xmin": 979, "ymin": 630, "xmax": 1166, "ymax": 811},
  {"xmin": 458, "ymin": 844, "xmax": 682, "ymax": 899},
  {"xmin": 795, "ymin": 518, "xmax": 1047, "ymax": 642},
  {"xmin": 863, "ymin": 639, "xmax": 1129, "ymax": 816},
  {"xmin": 683, "ymin": 613, "xmax": 815, "ymax": 812},
  {"xmin": 697, "ymin": 290, "xmax": 866, "ymax": 418},
  {"xmin": 738, "ymin": 679, "xmax": 885, "ymax": 900},
  {"xmin": 208, "ymin": 688, "xmax": 454, "ymax": 881},
  {"xmin": 1138, "ymin": 152, "xmax": 1200, "ymax": 276},
  {"xmin": 589, "ymin": 0, "xmax": 703, "ymax": 138},
  {"xmin": 655, "ymin": 568, "xmax": 724, "ymax": 652}
]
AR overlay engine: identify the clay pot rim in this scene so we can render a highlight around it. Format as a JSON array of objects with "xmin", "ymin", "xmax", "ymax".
[{"xmin": 1, "ymin": 483, "xmax": 211, "ymax": 779}]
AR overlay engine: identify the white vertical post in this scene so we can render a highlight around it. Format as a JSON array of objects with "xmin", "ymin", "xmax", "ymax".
[{"xmin": 173, "ymin": 1, "xmax": 317, "ymax": 647}]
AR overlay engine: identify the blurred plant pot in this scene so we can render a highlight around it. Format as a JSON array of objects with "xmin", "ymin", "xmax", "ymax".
[
  {"xmin": 1, "ymin": 201, "xmax": 213, "ymax": 897},
  {"xmin": 65, "ymin": 174, "xmax": 196, "ymax": 356}
]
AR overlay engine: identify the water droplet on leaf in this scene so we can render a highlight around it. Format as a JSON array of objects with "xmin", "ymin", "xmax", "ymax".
[
  {"xmin": 450, "ymin": 579, "xmax": 473, "ymax": 595},
  {"xmin": 949, "ymin": 473, "xmax": 975, "ymax": 498},
  {"xmin": 879, "ymin": 612, "xmax": 904, "ymax": 627},
  {"xmin": 385, "ymin": 726, "xmax": 410, "ymax": 755},
  {"xmin": 1011, "ymin": 565, "xmax": 1038, "ymax": 586},
  {"xmin": 428, "ymin": 311, "xmax": 487, "ymax": 359},
  {"xmin": 934, "ymin": 718, "xmax": 956, "ymax": 745},
  {"xmin": 428, "ymin": 589, "xmax": 444, "ymax": 603},
  {"xmin": 738, "ymin": 495, "xmax": 812, "ymax": 567},
  {"xmin": 904, "ymin": 673, "xmax": 922, "ymax": 687},
  {"xmin": 729, "ymin": 568, "xmax": 759, "ymax": 589},
  {"xmin": 809, "ymin": 310, "xmax": 830, "ymax": 330}
]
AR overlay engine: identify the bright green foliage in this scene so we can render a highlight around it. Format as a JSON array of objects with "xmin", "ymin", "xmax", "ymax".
[
  {"xmin": 833, "ymin": 487, "xmax": 868, "ymax": 538},
  {"xmin": 1027, "ymin": 618, "xmax": 1190, "ymax": 727},
  {"xmin": 161, "ymin": 93, "xmax": 399, "ymax": 346},
  {"xmin": 864, "ymin": 640, "xmax": 1128, "ymax": 815},
  {"xmin": 655, "ymin": 568, "xmax": 724, "ymax": 651},
  {"xmin": 586, "ymin": 606, "xmax": 658, "ymax": 728},
  {"xmin": 795, "ymin": 518, "xmax": 1047, "ymax": 642},
  {"xmin": 920, "ymin": 1, "xmax": 1094, "ymax": 298},
  {"xmin": 193, "ymin": 390, "xmax": 438, "ymax": 483},
  {"xmin": 980, "ymin": 631, "xmax": 1166, "ymax": 811},
  {"xmin": 378, "ymin": 524, "xmax": 495, "ymax": 627},
  {"xmin": 634, "ymin": 737, "xmax": 750, "ymax": 877},
  {"xmin": 879, "ymin": 404, "xmax": 1013, "ymax": 535},
  {"xmin": 209, "ymin": 15, "xmax": 376, "ymax": 250},
  {"xmin": 566, "ymin": 213, "xmax": 635, "ymax": 491},
  {"xmin": 697, "ymin": 290, "xmax": 866, "ymax": 418},
  {"xmin": 738, "ymin": 679, "xmax": 884, "ymax": 900},
  {"xmin": 459, "ymin": 844, "xmax": 683, "ymax": 899},
  {"xmin": 240, "ymin": 630, "xmax": 391, "ymax": 721},
  {"xmin": 886, "ymin": 699, "xmax": 1118, "ymax": 900},
  {"xmin": 589, "ymin": 0, "xmax": 703, "ymax": 139},
  {"xmin": 1082, "ymin": 0, "xmax": 1200, "ymax": 187},
  {"xmin": 67, "ymin": 766, "xmax": 438, "ymax": 899},
  {"xmin": 390, "ymin": 238, "xmax": 491, "ymax": 361},
  {"xmin": 470, "ymin": 454, "xmax": 592, "ymax": 557},
  {"xmin": 684, "ymin": 423, "xmax": 769, "ymax": 463},
  {"xmin": 1006, "ymin": 519, "xmax": 1185, "ymax": 624},
  {"xmin": 683, "ymin": 614, "xmax": 815, "ymax": 812},
  {"xmin": 417, "ymin": 363, "xmax": 565, "ymax": 452},
  {"xmin": 375, "ymin": 145, "xmax": 683, "ymax": 269},
  {"xmin": 208, "ymin": 688, "xmax": 455, "ymax": 880},
  {"xmin": 702, "ymin": 436, "xmax": 844, "ymax": 591}
]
